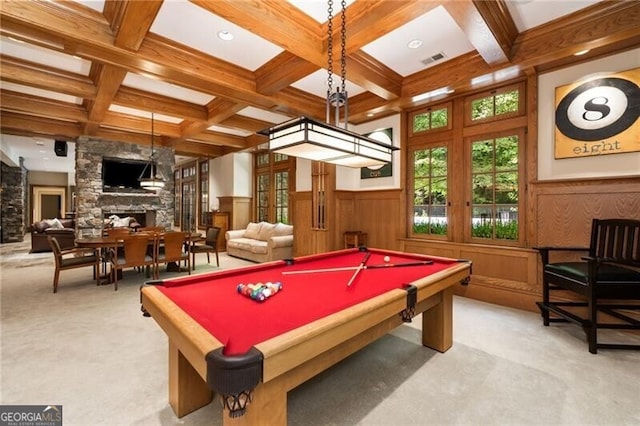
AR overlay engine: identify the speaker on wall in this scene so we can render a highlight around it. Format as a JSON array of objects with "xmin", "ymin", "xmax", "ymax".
[{"xmin": 54, "ymin": 140, "xmax": 67, "ymax": 157}]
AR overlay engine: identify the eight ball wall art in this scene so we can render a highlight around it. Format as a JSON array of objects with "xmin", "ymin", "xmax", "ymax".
[{"xmin": 554, "ymin": 67, "xmax": 639, "ymax": 159}]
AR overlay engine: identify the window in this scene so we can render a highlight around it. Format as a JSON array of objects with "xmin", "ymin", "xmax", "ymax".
[
  {"xmin": 412, "ymin": 146, "xmax": 448, "ymax": 237},
  {"xmin": 173, "ymin": 169, "xmax": 180, "ymax": 227},
  {"xmin": 465, "ymin": 83, "xmax": 524, "ymax": 125},
  {"xmin": 408, "ymin": 81, "xmax": 526, "ymax": 246},
  {"xmin": 409, "ymin": 102, "xmax": 451, "ymax": 136},
  {"xmin": 255, "ymin": 152, "xmax": 293, "ymax": 224},
  {"xmin": 198, "ymin": 160, "xmax": 209, "ymax": 227},
  {"xmin": 469, "ymin": 133, "xmax": 521, "ymax": 242}
]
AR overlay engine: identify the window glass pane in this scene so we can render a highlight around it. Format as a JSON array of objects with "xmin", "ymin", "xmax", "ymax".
[
  {"xmin": 495, "ymin": 136, "xmax": 518, "ymax": 171},
  {"xmin": 471, "ymin": 97, "xmax": 494, "ymax": 120},
  {"xmin": 495, "ymin": 90, "xmax": 519, "ymax": 115},
  {"xmin": 431, "ymin": 147, "xmax": 447, "ymax": 175},
  {"xmin": 471, "ymin": 206, "xmax": 494, "ymax": 239},
  {"xmin": 412, "ymin": 147, "xmax": 448, "ymax": 236},
  {"xmin": 470, "ymin": 133, "xmax": 519, "ymax": 242},
  {"xmin": 274, "ymin": 153, "xmax": 288, "ymax": 162},
  {"xmin": 471, "ymin": 140, "xmax": 493, "ymax": 173},
  {"xmin": 413, "ymin": 113, "xmax": 430, "ymax": 132},
  {"xmin": 430, "ymin": 108, "xmax": 448, "ymax": 129}
]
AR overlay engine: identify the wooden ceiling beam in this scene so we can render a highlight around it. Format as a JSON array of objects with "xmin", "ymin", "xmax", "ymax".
[
  {"xmin": 0, "ymin": 112, "xmax": 83, "ymax": 139},
  {"xmin": 510, "ymin": 2, "xmax": 640, "ymax": 67},
  {"xmin": 0, "ymin": 90, "xmax": 87, "ymax": 122},
  {"xmin": 443, "ymin": 0, "xmax": 512, "ymax": 65},
  {"xmin": 0, "ymin": 55, "xmax": 97, "ymax": 99},
  {"xmin": 114, "ymin": 87, "xmax": 209, "ymax": 122},
  {"xmin": 84, "ymin": 1, "xmax": 162, "ymax": 134}
]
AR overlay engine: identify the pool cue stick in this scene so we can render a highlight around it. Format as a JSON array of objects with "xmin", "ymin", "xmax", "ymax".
[
  {"xmin": 366, "ymin": 260, "xmax": 433, "ymax": 269},
  {"xmin": 282, "ymin": 260, "xmax": 434, "ymax": 275},
  {"xmin": 346, "ymin": 251, "xmax": 371, "ymax": 287},
  {"xmin": 282, "ymin": 265, "xmax": 359, "ymax": 275}
]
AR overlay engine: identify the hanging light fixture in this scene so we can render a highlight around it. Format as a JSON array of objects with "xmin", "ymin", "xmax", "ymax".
[
  {"xmin": 260, "ymin": 0, "xmax": 397, "ymax": 168},
  {"xmin": 138, "ymin": 112, "xmax": 166, "ymax": 189}
]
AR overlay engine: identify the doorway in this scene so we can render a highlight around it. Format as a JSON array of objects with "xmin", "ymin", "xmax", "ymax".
[{"xmin": 32, "ymin": 186, "xmax": 66, "ymax": 222}]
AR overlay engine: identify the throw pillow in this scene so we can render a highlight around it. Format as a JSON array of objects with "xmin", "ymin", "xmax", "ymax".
[
  {"xmin": 272, "ymin": 223, "xmax": 293, "ymax": 236},
  {"xmin": 243, "ymin": 222, "xmax": 262, "ymax": 240},
  {"xmin": 257, "ymin": 222, "xmax": 276, "ymax": 241},
  {"xmin": 46, "ymin": 218, "xmax": 64, "ymax": 229}
]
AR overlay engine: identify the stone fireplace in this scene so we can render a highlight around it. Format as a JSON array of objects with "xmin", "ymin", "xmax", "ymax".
[{"xmin": 74, "ymin": 137, "xmax": 174, "ymax": 237}]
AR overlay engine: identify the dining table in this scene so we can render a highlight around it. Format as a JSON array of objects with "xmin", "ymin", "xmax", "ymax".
[{"xmin": 75, "ymin": 231, "xmax": 203, "ymax": 283}]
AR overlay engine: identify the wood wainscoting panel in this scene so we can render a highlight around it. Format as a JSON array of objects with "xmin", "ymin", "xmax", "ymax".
[
  {"xmin": 533, "ymin": 177, "xmax": 640, "ymax": 247},
  {"xmin": 402, "ymin": 239, "xmax": 540, "ymax": 312},
  {"xmin": 218, "ymin": 196, "xmax": 252, "ymax": 231},
  {"xmin": 353, "ymin": 189, "xmax": 405, "ymax": 251}
]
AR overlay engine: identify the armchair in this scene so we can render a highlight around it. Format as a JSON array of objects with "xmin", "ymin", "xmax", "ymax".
[
  {"xmin": 48, "ymin": 236, "xmax": 100, "ymax": 293},
  {"xmin": 536, "ymin": 218, "xmax": 640, "ymax": 353}
]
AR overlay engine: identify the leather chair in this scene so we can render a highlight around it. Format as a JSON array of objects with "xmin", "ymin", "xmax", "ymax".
[
  {"xmin": 190, "ymin": 226, "xmax": 220, "ymax": 270},
  {"xmin": 536, "ymin": 218, "xmax": 640, "ymax": 353}
]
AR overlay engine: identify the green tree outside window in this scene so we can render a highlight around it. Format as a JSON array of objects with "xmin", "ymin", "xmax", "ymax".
[{"xmin": 413, "ymin": 146, "xmax": 448, "ymax": 235}]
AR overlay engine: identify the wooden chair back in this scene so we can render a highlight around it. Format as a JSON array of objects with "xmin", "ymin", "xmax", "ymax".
[
  {"xmin": 205, "ymin": 226, "xmax": 221, "ymax": 246},
  {"xmin": 589, "ymin": 219, "xmax": 640, "ymax": 266},
  {"xmin": 161, "ymin": 232, "xmax": 189, "ymax": 261},
  {"xmin": 47, "ymin": 236, "xmax": 100, "ymax": 293},
  {"xmin": 110, "ymin": 234, "xmax": 156, "ymax": 290}
]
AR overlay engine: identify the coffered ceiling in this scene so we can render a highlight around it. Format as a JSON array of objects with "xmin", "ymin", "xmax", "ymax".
[{"xmin": 1, "ymin": 0, "xmax": 638, "ymax": 173}]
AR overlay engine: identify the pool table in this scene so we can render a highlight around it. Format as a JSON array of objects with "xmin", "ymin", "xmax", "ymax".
[{"xmin": 140, "ymin": 247, "xmax": 471, "ymax": 425}]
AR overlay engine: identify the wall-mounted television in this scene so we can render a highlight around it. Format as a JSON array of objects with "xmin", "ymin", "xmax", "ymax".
[{"xmin": 102, "ymin": 157, "xmax": 149, "ymax": 193}]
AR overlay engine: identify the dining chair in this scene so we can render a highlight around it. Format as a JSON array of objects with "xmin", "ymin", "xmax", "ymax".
[
  {"xmin": 189, "ymin": 226, "xmax": 220, "ymax": 270},
  {"xmin": 155, "ymin": 231, "xmax": 191, "ymax": 277},
  {"xmin": 104, "ymin": 227, "xmax": 132, "ymax": 238},
  {"xmin": 109, "ymin": 233, "xmax": 156, "ymax": 290},
  {"xmin": 48, "ymin": 236, "xmax": 100, "ymax": 293}
]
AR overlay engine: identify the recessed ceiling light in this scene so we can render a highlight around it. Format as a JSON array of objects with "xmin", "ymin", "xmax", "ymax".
[
  {"xmin": 35, "ymin": 140, "xmax": 45, "ymax": 146},
  {"xmin": 574, "ymin": 49, "xmax": 590, "ymax": 56},
  {"xmin": 367, "ymin": 112, "xmax": 375, "ymax": 117},
  {"xmin": 407, "ymin": 39, "xmax": 423, "ymax": 49},
  {"xmin": 8, "ymin": 36, "xmax": 25, "ymax": 44},
  {"xmin": 218, "ymin": 31, "xmax": 234, "ymax": 41}
]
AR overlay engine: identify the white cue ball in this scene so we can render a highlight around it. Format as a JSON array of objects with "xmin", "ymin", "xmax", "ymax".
[{"xmin": 383, "ymin": 256, "xmax": 391, "ymax": 263}]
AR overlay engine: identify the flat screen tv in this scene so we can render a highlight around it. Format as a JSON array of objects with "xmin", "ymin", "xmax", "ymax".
[{"xmin": 102, "ymin": 157, "xmax": 149, "ymax": 193}]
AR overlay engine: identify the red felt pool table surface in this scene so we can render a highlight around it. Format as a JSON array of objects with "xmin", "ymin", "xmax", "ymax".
[
  {"xmin": 141, "ymin": 248, "xmax": 471, "ymax": 425},
  {"xmin": 155, "ymin": 248, "xmax": 458, "ymax": 356}
]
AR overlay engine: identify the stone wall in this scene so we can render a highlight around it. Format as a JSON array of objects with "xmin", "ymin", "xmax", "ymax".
[
  {"xmin": 0, "ymin": 159, "xmax": 27, "ymax": 243},
  {"xmin": 75, "ymin": 137, "xmax": 175, "ymax": 237}
]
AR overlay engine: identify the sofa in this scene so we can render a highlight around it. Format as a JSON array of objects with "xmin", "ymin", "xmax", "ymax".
[
  {"xmin": 225, "ymin": 222, "xmax": 293, "ymax": 263},
  {"xmin": 30, "ymin": 218, "xmax": 76, "ymax": 253}
]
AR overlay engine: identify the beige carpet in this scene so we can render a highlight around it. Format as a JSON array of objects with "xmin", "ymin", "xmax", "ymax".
[{"xmin": 1, "ymin": 239, "xmax": 639, "ymax": 425}]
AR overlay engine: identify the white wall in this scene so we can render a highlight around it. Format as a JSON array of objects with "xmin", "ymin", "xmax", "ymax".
[
  {"xmin": 210, "ymin": 152, "xmax": 253, "ymax": 209},
  {"xmin": 538, "ymin": 48, "xmax": 640, "ymax": 180}
]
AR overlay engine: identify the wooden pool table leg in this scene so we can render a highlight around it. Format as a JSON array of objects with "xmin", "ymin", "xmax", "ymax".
[
  {"xmin": 223, "ymin": 379, "xmax": 287, "ymax": 426},
  {"xmin": 421, "ymin": 287, "xmax": 453, "ymax": 352},
  {"xmin": 168, "ymin": 341, "xmax": 213, "ymax": 418}
]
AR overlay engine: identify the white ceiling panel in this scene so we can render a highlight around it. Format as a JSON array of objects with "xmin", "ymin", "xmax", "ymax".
[
  {"xmin": 151, "ymin": 1, "xmax": 283, "ymax": 72},
  {"xmin": 207, "ymin": 125, "xmax": 253, "ymax": 137},
  {"xmin": 287, "ymin": 0, "xmax": 355, "ymax": 23},
  {"xmin": 505, "ymin": 0, "xmax": 601, "ymax": 32},
  {"xmin": 122, "ymin": 73, "xmax": 214, "ymax": 105},
  {"xmin": 1, "ymin": 81, "xmax": 82, "ymax": 105},
  {"xmin": 291, "ymin": 69, "xmax": 366, "ymax": 99},
  {"xmin": 107, "ymin": 105, "xmax": 183, "ymax": 124},
  {"xmin": 0, "ymin": 36, "xmax": 91, "ymax": 75},
  {"xmin": 74, "ymin": 0, "xmax": 105, "ymax": 14},
  {"xmin": 361, "ymin": 6, "xmax": 475, "ymax": 77},
  {"xmin": 237, "ymin": 107, "xmax": 293, "ymax": 124}
]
